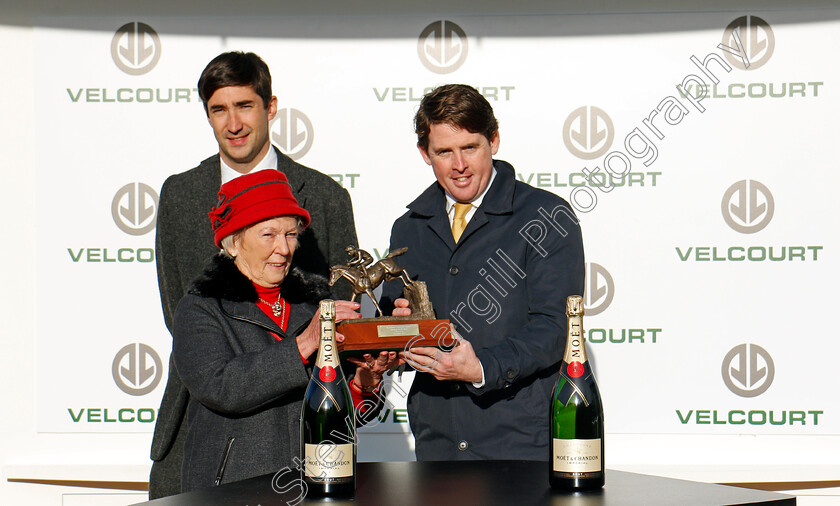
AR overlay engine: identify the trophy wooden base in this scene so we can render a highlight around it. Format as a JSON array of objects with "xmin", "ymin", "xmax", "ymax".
[{"xmin": 337, "ymin": 317, "xmax": 452, "ymax": 356}]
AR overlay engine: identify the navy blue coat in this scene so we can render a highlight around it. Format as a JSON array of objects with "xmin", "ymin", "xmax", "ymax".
[{"xmin": 382, "ymin": 160, "xmax": 585, "ymax": 461}]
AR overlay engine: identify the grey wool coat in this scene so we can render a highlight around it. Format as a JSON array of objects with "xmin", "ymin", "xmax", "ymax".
[
  {"xmin": 150, "ymin": 148, "xmax": 358, "ymax": 498},
  {"xmin": 174, "ymin": 254, "xmax": 329, "ymax": 492}
]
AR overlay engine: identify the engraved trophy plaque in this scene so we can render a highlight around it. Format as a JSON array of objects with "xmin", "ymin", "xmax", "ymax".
[{"xmin": 329, "ymin": 246, "xmax": 452, "ymax": 355}]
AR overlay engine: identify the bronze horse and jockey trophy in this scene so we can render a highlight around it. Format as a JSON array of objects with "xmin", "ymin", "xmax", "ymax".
[{"xmin": 329, "ymin": 246, "xmax": 451, "ymax": 355}]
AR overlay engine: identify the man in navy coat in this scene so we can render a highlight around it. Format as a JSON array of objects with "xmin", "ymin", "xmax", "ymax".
[{"xmin": 382, "ymin": 84, "xmax": 585, "ymax": 461}]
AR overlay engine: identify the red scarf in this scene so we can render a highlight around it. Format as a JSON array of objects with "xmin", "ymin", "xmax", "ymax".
[
  {"xmin": 253, "ymin": 284, "xmax": 289, "ymax": 334},
  {"xmin": 253, "ymin": 283, "xmax": 310, "ymax": 364},
  {"xmin": 254, "ymin": 283, "xmax": 377, "ymax": 404}
]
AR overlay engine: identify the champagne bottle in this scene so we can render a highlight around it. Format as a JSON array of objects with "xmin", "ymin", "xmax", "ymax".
[
  {"xmin": 300, "ymin": 300, "xmax": 356, "ymax": 498},
  {"xmin": 549, "ymin": 295, "xmax": 605, "ymax": 490}
]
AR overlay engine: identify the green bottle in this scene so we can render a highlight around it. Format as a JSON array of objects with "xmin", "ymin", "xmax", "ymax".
[
  {"xmin": 549, "ymin": 295, "xmax": 605, "ymax": 490},
  {"xmin": 300, "ymin": 300, "xmax": 356, "ymax": 498}
]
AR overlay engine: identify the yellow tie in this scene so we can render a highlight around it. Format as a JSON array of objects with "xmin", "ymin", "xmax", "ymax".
[{"xmin": 452, "ymin": 202, "xmax": 472, "ymax": 243}]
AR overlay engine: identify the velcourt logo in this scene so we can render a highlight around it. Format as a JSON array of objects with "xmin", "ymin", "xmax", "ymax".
[
  {"xmin": 721, "ymin": 179, "xmax": 773, "ymax": 234},
  {"xmin": 112, "ymin": 343, "xmax": 162, "ymax": 396},
  {"xmin": 66, "ymin": 87, "xmax": 200, "ymax": 104},
  {"xmin": 674, "ymin": 343, "xmax": 824, "ymax": 427},
  {"xmin": 677, "ymin": 18, "xmax": 823, "ymax": 101},
  {"xmin": 562, "ymin": 106, "xmax": 614, "ymax": 160},
  {"xmin": 328, "ymin": 174, "xmax": 361, "ymax": 189},
  {"xmin": 112, "ymin": 182, "xmax": 158, "ymax": 235},
  {"xmin": 67, "ymin": 407, "xmax": 157, "ymax": 424},
  {"xmin": 515, "ymin": 170, "xmax": 660, "ymax": 189},
  {"xmin": 722, "ymin": 15, "xmax": 774, "ymax": 70},
  {"xmin": 679, "ymin": 82, "xmax": 823, "ymax": 100},
  {"xmin": 584, "ymin": 262, "xmax": 662, "ymax": 346},
  {"xmin": 373, "ymin": 86, "xmax": 515, "ymax": 103},
  {"xmin": 417, "ymin": 20, "xmax": 468, "ymax": 74},
  {"xmin": 67, "ymin": 247, "xmax": 155, "ymax": 263},
  {"xmin": 584, "ymin": 262, "xmax": 614, "ymax": 316},
  {"xmin": 675, "ymin": 408, "xmax": 822, "ymax": 427},
  {"xmin": 722, "ymin": 343, "xmax": 774, "ymax": 397},
  {"xmin": 272, "ymin": 108, "xmax": 314, "ymax": 160},
  {"xmin": 111, "ymin": 22, "xmax": 161, "ymax": 75},
  {"xmin": 675, "ymin": 179, "xmax": 823, "ymax": 262}
]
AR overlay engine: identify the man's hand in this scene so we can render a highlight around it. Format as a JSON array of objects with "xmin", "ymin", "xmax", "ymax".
[{"xmin": 400, "ymin": 326, "xmax": 482, "ymax": 383}]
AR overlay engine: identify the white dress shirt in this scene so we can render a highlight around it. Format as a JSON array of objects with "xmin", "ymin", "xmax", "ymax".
[{"xmin": 441, "ymin": 167, "xmax": 497, "ymax": 389}]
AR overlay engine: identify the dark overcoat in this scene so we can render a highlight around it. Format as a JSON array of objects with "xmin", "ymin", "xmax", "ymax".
[
  {"xmin": 150, "ymin": 147, "xmax": 358, "ymax": 497},
  {"xmin": 174, "ymin": 255, "xmax": 328, "ymax": 491},
  {"xmin": 381, "ymin": 160, "xmax": 585, "ymax": 461}
]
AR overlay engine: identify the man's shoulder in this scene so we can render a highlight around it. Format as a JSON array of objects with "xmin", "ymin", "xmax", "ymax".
[
  {"xmin": 274, "ymin": 148, "xmax": 344, "ymax": 193},
  {"xmin": 489, "ymin": 159, "xmax": 573, "ymax": 211},
  {"xmin": 390, "ymin": 206, "xmax": 427, "ymax": 240},
  {"xmin": 161, "ymin": 154, "xmax": 219, "ymax": 193},
  {"xmin": 391, "ymin": 208, "xmax": 413, "ymax": 226},
  {"xmin": 512, "ymin": 176, "xmax": 574, "ymax": 210}
]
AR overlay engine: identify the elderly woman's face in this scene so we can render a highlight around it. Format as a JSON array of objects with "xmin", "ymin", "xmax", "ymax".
[{"xmin": 229, "ymin": 216, "xmax": 298, "ymax": 288}]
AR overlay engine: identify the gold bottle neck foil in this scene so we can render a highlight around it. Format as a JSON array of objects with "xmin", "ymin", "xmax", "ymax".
[
  {"xmin": 316, "ymin": 299, "xmax": 338, "ymax": 368},
  {"xmin": 563, "ymin": 295, "xmax": 587, "ymax": 364}
]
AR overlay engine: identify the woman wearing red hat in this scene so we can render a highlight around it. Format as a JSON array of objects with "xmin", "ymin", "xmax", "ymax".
[{"xmin": 172, "ymin": 169, "xmax": 401, "ymax": 492}]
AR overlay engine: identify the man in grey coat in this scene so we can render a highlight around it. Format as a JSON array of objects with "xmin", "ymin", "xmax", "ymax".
[{"xmin": 149, "ymin": 51, "xmax": 358, "ymax": 498}]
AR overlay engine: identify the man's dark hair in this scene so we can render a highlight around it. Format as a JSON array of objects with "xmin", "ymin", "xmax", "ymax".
[
  {"xmin": 197, "ymin": 51, "xmax": 272, "ymax": 114},
  {"xmin": 414, "ymin": 84, "xmax": 499, "ymax": 151}
]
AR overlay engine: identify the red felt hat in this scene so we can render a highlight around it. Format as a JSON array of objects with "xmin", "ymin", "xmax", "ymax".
[{"xmin": 208, "ymin": 169, "xmax": 311, "ymax": 248}]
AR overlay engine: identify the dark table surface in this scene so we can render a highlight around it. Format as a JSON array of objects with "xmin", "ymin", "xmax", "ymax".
[{"xmin": 134, "ymin": 460, "xmax": 796, "ymax": 506}]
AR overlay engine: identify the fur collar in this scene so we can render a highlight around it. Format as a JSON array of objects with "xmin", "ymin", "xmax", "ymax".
[{"xmin": 188, "ymin": 254, "xmax": 332, "ymax": 305}]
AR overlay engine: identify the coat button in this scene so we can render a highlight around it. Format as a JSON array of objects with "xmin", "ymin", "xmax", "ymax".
[
  {"xmin": 507, "ymin": 370, "xmax": 515, "ymax": 379},
  {"xmin": 452, "ymin": 383, "xmax": 461, "ymax": 392},
  {"xmin": 449, "ymin": 265, "xmax": 459, "ymax": 275},
  {"xmin": 458, "ymin": 440, "xmax": 468, "ymax": 451}
]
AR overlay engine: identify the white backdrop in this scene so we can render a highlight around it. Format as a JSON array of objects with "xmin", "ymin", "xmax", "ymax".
[{"xmin": 3, "ymin": 4, "xmax": 840, "ymax": 504}]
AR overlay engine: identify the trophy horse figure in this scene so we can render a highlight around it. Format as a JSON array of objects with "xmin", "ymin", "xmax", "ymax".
[{"xmin": 329, "ymin": 246, "xmax": 412, "ymax": 316}]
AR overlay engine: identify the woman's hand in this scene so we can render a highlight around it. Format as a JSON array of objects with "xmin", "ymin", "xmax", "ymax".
[
  {"xmin": 391, "ymin": 298, "xmax": 411, "ymax": 317},
  {"xmin": 296, "ymin": 300, "xmax": 362, "ymax": 359},
  {"xmin": 347, "ymin": 351, "xmax": 405, "ymax": 392}
]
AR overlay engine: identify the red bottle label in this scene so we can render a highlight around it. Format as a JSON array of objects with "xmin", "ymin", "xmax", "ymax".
[
  {"xmin": 319, "ymin": 366, "xmax": 336, "ymax": 382},
  {"xmin": 567, "ymin": 361, "xmax": 584, "ymax": 378}
]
